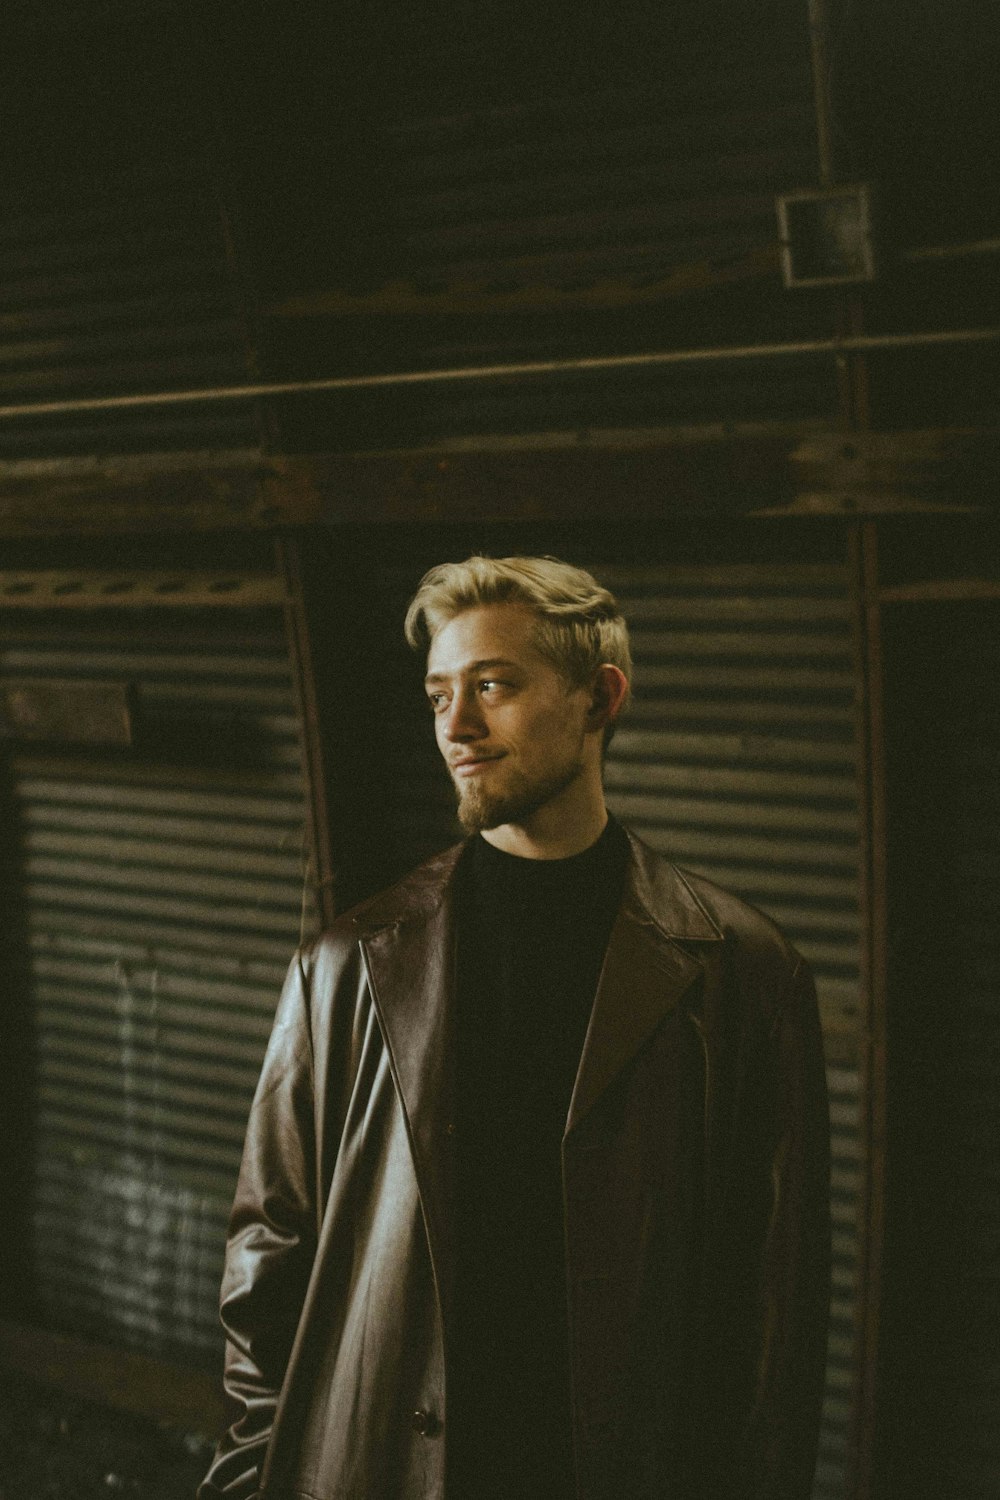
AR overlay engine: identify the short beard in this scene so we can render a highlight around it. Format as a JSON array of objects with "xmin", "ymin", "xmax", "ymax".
[{"xmin": 453, "ymin": 759, "xmax": 584, "ymax": 835}]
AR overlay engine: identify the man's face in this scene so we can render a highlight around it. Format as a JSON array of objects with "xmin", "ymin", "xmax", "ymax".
[{"xmin": 424, "ymin": 603, "xmax": 593, "ymax": 835}]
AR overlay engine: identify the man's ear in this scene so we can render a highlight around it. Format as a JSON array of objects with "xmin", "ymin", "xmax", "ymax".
[{"xmin": 585, "ymin": 664, "xmax": 629, "ymax": 733}]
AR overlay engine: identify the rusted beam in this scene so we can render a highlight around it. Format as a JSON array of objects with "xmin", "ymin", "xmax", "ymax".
[
  {"xmin": 298, "ymin": 427, "xmax": 999, "ymax": 524},
  {"xmin": 784, "ymin": 429, "xmax": 1000, "ymax": 514},
  {"xmin": 299, "ymin": 433, "xmax": 803, "ymax": 524},
  {"xmin": 0, "ymin": 454, "xmax": 322, "ymax": 538},
  {"xmin": 0, "ymin": 1318, "xmax": 226, "ymax": 1435},
  {"xmin": 0, "ymin": 428, "xmax": 993, "ymax": 537},
  {"xmin": 0, "ymin": 569, "xmax": 287, "ymax": 609}
]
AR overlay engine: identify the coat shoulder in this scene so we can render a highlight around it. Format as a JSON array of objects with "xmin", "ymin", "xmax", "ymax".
[
  {"xmin": 308, "ymin": 842, "xmax": 466, "ymax": 959},
  {"xmin": 674, "ymin": 864, "xmax": 803, "ymax": 970},
  {"xmin": 625, "ymin": 831, "xmax": 809, "ymax": 1023}
]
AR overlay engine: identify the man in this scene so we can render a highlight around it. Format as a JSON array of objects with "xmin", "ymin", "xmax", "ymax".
[{"xmin": 200, "ymin": 555, "xmax": 830, "ymax": 1500}]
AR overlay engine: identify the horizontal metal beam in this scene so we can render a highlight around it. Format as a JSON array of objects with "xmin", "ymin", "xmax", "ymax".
[
  {"xmin": 0, "ymin": 569, "xmax": 287, "ymax": 609},
  {"xmin": 0, "ymin": 325, "xmax": 997, "ymax": 422},
  {"xmin": 902, "ymin": 237, "xmax": 1000, "ymax": 263}
]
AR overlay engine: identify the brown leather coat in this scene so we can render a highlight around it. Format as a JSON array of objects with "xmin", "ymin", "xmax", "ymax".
[{"xmin": 199, "ymin": 830, "xmax": 830, "ymax": 1500}]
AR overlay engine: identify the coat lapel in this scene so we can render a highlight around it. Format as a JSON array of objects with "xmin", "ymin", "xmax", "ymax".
[
  {"xmin": 355, "ymin": 845, "xmax": 464, "ymax": 1312},
  {"xmin": 352, "ymin": 831, "xmax": 724, "ymax": 1302},
  {"xmin": 565, "ymin": 831, "xmax": 724, "ymax": 1136}
]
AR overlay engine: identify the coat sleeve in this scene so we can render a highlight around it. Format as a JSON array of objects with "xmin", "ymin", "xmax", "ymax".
[
  {"xmin": 198, "ymin": 951, "xmax": 319, "ymax": 1500},
  {"xmin": 745, "ymin": 956, "xmax": 832, "ymax": 1499}
]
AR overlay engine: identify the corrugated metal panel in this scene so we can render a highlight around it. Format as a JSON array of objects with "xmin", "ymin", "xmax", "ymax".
[
  {"xmin": 0, "ymin": 606, "xmax": 316, "ymax": 1365},
  {"xmin": 596, "ymin": 563, "xmax": 859, "ymax": 1500},
  {"xmin": 267, "ymin": 2, "xmax": 839, "ymax": 449},
  {"xmin": 0, "ymin": 2, "xmax": 261, "ymax": 461},
  {"xmin": 357, "ymin": 550, "xmax": 861, "ymax": 1500},
  {"xmin": 0, "ymin": 168, "xmax": 260, "ymax": 460},
  {"xmin": 328, "ymin": 0, "xmax": 817, "ymax": 298}
]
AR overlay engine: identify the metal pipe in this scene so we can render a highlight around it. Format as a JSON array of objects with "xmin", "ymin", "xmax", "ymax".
[
  {"xmin": 808, "ymin": 0, "xmax": 836, "ymax": 185},
  {"xmin": 902, "ymin": 237, "xmax": 1000, "ymax": 263},
  {"xmin": 0, "ymin": 325, "xmax": 997, "ymax": 424}
]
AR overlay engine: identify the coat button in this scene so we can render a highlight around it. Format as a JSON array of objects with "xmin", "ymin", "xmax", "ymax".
[{"xmin": 411, "ymin": 1408, "xmax": 442, "ymax": 1438}]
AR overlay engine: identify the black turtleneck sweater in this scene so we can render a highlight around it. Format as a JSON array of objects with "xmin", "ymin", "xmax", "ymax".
[{"xmin": 448, "ymin": 817, "xmax": 630, "ymax": 1500}]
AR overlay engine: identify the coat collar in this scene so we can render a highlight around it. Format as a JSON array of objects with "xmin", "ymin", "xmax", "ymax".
[
  {"xmin": 352, "ymin": 827, "xmax": 722, "ymax": 944},
  {"xmin": 565, "ymin": 828, "xmax": 722, "ymax": 1132},
  {"xmin": 353, "ymin": 829, "xmax": 723, "ymax": 1303}
]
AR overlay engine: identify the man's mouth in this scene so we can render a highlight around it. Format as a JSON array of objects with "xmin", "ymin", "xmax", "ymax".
[{"xmin": 450, "ymin": 754, "xmax": 503, "ymax": 777}]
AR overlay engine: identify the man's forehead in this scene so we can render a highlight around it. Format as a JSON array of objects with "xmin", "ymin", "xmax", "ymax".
[
  {"xmin": 424, "ymin": 655, "xmax": 520, "ymax": 685},
  {"xmin": 425, "ymin": 602, "xmax": 542, "ymax": 676}
]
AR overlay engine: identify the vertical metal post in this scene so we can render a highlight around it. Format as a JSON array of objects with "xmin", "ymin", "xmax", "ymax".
[
  {"xmin": 848, "ymin": 518, "xmax": 890, "ymax": 1500},
  {"xmin": 276, "ymin": 533, "xmax": 338, "ymax": 930},
  {"xmin": 808, "ymin": 0, "xmax": 875, "ymax": 445},
  {"xmin": 808, "ymin": 0, "xmax": 836, "ymax": 186}
]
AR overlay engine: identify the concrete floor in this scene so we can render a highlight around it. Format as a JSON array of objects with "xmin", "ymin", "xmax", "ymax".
[{"xmin": 0, "ymin": 1378, "xmax": 215, "ymax": 1500}]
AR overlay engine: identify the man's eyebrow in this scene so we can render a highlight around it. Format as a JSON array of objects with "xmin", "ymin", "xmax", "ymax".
[{"xmin": 424, "ymin": 657, "xmax": 519, "ymax": 686}]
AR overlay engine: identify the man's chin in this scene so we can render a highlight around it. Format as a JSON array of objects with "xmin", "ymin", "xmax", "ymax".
[
  {"xmin": 455, "ymin": 792, "xmax": 504, "ymax": 835},
  {"xmin": 453, "ymin": 761, "xmax": 582, "ymax": 835},
  {"xmin": 453, "ymin": 777, "xmax": 519, "ymax": 835}
]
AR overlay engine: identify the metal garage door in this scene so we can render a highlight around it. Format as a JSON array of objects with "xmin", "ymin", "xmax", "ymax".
[
  {"xmin": 0, "ymin": 592, "xmax": 316, "ymax": 1366},
  {"xmin": 597, "ymin": 562, "xmax": 859, "ymax": 1500}
]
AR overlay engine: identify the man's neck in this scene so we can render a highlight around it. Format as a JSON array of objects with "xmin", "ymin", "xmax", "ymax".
[{"xmin": 480, "ymin": 798, "xmax": 610, "ymax": 861}]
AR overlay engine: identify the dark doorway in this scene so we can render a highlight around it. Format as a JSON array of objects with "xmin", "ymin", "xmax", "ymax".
[{"xmin": 881, "ymin": 600, "xmax": 1000, "ymax": 1498}]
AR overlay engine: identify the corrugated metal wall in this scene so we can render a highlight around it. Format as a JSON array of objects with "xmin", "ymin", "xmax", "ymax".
[
  {"xmin": 264, "ymin": 0, "xmax": 840, "ymax": 451},
  {"xmin": 349, "ymin": 543, "xmax": 861, "ymax": 1500},
  {"xmin": 0, "ymin": 3, "xmax": 261, "ymax": 465},
  {"xmin": 598, "ymin": 562, "xmax": 859, "ymax": 1500},
  {"xmin": 0, "ymin": 166, "xmax": 260, "ymax": 460},
  {"xmin": 0, "ymin": 602, "xmax": 316, "ymax": 1365}
]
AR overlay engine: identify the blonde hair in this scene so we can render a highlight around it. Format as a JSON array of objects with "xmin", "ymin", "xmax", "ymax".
[{"xmin": 404, "ymin": 555, "xmax": 632, "ymax": 733}]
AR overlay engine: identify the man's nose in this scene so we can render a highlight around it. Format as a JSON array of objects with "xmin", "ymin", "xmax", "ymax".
[{"xmin": 442, "ymin": 689, "xmax": 485, "ymax": 741}]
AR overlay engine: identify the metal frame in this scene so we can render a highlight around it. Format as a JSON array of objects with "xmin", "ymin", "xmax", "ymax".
[
  {"xmin": 275, "ymin": 534, "xmax": 338, "ymax": 930},
  {"xmin": 848, "ymin": 520, "xmax": 891, "ymax": 1500}
]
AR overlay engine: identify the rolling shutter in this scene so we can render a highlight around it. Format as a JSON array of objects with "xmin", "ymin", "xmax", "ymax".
[
  {"xmin": 0, "ymin": 599, "xmax": 316, "ymax": 1366},
  {"xmin": 596, "ymin": 562, "xmax": 860, "ymax": 1500}
]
